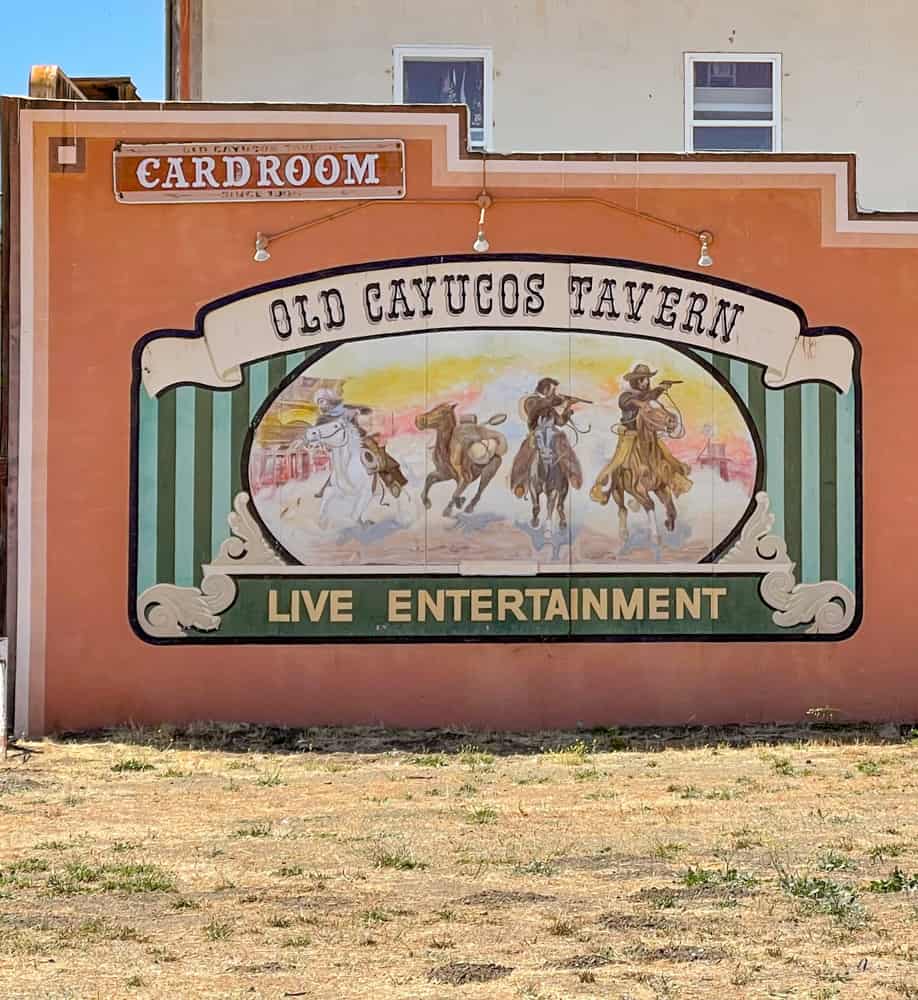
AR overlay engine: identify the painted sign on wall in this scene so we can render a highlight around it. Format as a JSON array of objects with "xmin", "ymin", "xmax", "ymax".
[
  {"xmin": 114, "ymin": 140, "xmax": 406, "ymax": 203},
  {"xmin": 131, "ymin": 255, "xmax": 860, "ymax": 643}
]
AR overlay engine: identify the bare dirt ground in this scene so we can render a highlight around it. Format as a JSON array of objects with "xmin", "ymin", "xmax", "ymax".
[{"xmin": 0, "ymin": 724, "xmax": 916, "ymax": 1000}]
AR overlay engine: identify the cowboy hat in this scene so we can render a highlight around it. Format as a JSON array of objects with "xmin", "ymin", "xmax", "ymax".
[{"xmin": 623, "ymin": 363, "xmax": 657, "ymax": 382}]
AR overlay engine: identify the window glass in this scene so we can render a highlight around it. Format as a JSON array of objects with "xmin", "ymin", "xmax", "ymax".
[
  {"xmin": 694, "ymin": 61, "xmax": 772, "ymax": 88},
  {"xmin": 402, "ymin": 59, "xmax": 485, "ymax": 131},
  {"xmin": 688, "ymin": 57, "xmax": 779, "ymax": 152},
  {"xmin": 692, "ymin": 126, "xmax": 774, "ymax": 152}
]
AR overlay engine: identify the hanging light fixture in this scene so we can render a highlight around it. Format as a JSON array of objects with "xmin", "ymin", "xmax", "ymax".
[
  {"xmin": 473, "ymin": 191, "xmax": 492, "ymax": 253},
  {"xmin": 697, "ymin": 231, "xmax": 713, "ymax": 268},
  {"xmin": 253, "ymin": 232, "xmax": 271, "ymax": 263}
]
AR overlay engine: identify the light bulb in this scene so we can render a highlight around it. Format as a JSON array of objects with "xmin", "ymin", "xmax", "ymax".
[
  {"xmin": 473, "ymin": 230, "xmax": 490, "ymax": 253},
  {"xmin": 253, "ymin": 234, "xmax": 271, "ymax": 263},
  {"xmin": 697, "ymin": 232, "xmax": 713, "ymax": 268}
]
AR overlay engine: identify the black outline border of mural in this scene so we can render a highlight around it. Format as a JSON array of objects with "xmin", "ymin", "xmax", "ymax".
[{"xmin": 128, "ymin": 253, "xmax": 863, "ymax": 646}]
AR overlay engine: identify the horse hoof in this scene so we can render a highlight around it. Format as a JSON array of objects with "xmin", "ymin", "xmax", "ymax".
[
  {"xmin": 665, "ymin": 518, "xmax": 675, "ymax": 532},
  {"xmin": 454, "ymin": 497, "xmax": 465, "ymax": 509},
  {"xmin": 531, "ymin": 516, "xmax": 539, "ymax": 528},
  {"xmin": 422, "ymin": 498, "xmax": 431, "ymax": 510}
]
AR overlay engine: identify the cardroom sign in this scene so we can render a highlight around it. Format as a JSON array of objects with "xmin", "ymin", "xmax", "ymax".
[{"xmin": 114, "ymin": 140, "xmax": 406, "ymax": 203}]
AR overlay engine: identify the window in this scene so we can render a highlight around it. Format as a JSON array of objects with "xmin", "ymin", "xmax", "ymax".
[
  {"xmin": 393, "ymin": 45, "xmax": 492, "ymax": 150},
  {"xmin": 685, "ymin": 53, "xmax": 781, "ymax": 152}
]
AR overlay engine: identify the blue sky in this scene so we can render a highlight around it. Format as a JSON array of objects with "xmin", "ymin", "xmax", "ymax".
[{"xmin": 1, "ymin": 2, "xmax": 164, "ymax": 99}]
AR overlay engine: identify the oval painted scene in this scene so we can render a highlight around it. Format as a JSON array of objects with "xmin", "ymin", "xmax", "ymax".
[{"xmin": 247, "ymin": 330, "xmax": 759, "ymax": 571}]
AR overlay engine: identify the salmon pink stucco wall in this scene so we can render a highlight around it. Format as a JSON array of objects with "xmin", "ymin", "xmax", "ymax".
[{"xmin": 6, "ymin": 101, "xmax": 918, "ymax": 735}]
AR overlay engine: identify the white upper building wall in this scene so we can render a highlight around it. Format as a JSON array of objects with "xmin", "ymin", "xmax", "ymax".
[{"xmin": 198, "ymin": 0, "xmax": 918, "ymax": 211}]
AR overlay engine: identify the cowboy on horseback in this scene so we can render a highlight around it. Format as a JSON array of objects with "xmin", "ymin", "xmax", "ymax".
[
  {"xmin": 311, "ymin": 387, "xmax": 407, "ymax": 503},
  {"xmin": 510, "ymin": 377, "xmax": 585, "ymax": 499},
  {"xmin": 314, "ymin": 387, "xmax": 370, "ymax": 429},
  {"xmin": 590, "ymin": 363, "xmax": 692, "ymax": 537}
]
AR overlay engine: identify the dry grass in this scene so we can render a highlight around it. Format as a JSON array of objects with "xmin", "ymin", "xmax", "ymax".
[{"xmin": 0, "ymin": 724, "xmax": 917, "ymax": 999}]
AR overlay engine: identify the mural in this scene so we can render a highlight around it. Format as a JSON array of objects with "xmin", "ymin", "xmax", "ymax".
[
  {"xmin": 246, "ymin": 332, "xmax": 758, "ymax": 571},
  {"xmin": 130, "ymin": 255, "xmax": 860, "ymax": 643}
]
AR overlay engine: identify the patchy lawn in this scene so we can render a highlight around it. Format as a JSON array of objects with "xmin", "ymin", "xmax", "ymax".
[{"xmin": 0, "ymin": 724, "xmax": 917, "ymax": 999}]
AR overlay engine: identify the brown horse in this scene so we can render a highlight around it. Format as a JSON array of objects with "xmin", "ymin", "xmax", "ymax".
[
  {"xmin": 601, "ymin": 402, "xmax": 691, "ymax": 545},
  {"xmin": 415, "ymin": 403, "xmax": 508, "ymax": 517}
]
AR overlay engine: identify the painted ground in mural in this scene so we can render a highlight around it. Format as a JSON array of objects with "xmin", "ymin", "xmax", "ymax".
[
  {"xmin": 2, "ymin": 729, "xmax": 915, "ymax": 999},
  {"xmin": 249, "ymin": 331, "xmax": 757, "ymax": 570}
]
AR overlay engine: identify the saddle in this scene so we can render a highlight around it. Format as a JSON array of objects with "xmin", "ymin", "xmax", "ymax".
[{"xmin": 362, "ymin": 434, "xmax": 407, "ymax": 498}]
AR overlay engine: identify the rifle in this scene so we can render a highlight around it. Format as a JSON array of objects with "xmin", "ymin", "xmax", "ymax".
[{"xmin": 557, "ymin": 394, "xmax": 593, "ymax": 406}]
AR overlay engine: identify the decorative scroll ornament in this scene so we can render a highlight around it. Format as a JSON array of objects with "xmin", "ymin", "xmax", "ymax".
[
  {"xmin": 211, "ymin": 492, "xmax": 285, "ymax": 568},
  {"xmin": 136, "ymin": 575, "xmax": 236, "ymax": 638},
  {"xmin": 760, "ymin": 571, "xmax": 855, "ymax": 636},
  {"xmin": 724, "ymin": 492, "xmax": 855, "ymax": 635},
  {"xmin": 721, "ymin": 491, "xmax": 790, "ymax": 565}
]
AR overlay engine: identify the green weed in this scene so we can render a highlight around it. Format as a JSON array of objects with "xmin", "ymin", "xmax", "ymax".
[
  {"xmin": 46, "ymin": 862, "xmax": 175, "ymax": 895},
  {"xmin": 776, "ymin": 866, "xmax": 865, "ymax": 925},
  {"xmin": 866, "ymin": 868, "xmax": 918, "ymax": 893},
  {"xmin": 371, "ymin": 841, "xmax": 427, "ymax": 871},
  {"xmin": 513, "ymin": 858, "xmax": 556, "ymax": 877},
  {"xmin": 667, "ymin": 784, "xmax": 702, "ymax": 799},
  {"xmin": 275, "ymin": 863, "xmax": 304, "ymax": 878},
  {"xmin": 256, "ymin": 767, "xmax": 284, "ymax": 787},
  {"xmin": 203, "ymin": 918, "xmax": 233, "ymax": 940},
  {"xmin": 652, "ymin": 842, "xmax": 686, "ymax": 861},
  {"xmin": 111, "ymin": 759, "xmax": 155, "ymax": 773},
  {"xmin": 465, "ymin": 806, "xmax": 498, "ymax": 825},
  {"xmin": 232, "ymin": 822, "xmax": 272, "ymax": 838},
  {"xmin": 410, "ymin": 753, "xmax": 448, "ymax": 768},
  {"xmin": 817, "ymin": 850, "xmax": 854, "ymax": 872},
  {"xmin": 456, "ymin": 745, "xmax": 495, "ymax": 770}
]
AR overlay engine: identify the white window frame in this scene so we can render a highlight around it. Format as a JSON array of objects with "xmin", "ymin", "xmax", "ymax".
[
  {"xmin": 684, "ymin": 52, "xmax": 782, "ymax": 153},
  {"xmin": 393, "ymin": 44, "xmax": 493, "ymax": 150}
]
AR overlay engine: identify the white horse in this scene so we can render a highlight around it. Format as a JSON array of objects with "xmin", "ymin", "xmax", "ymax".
[{"xmin": 303, "ymin": 417, "xmax": 374, "ymax": 528}]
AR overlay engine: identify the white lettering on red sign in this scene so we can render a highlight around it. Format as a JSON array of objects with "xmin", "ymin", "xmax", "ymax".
[{"xmin": 134, "ymin": 152, "xmax": 381, "ymax": 191}]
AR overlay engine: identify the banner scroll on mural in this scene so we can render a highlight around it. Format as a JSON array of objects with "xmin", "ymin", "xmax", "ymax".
[{"xmin": 141, "ymin": 260, "xmax": 855, "ymax": 396}]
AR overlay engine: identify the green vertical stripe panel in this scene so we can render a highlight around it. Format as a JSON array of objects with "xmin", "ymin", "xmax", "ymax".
[
  {"xmin": 836, "ymin": 386, "xmax": 857, "ymax": 592},
  {"xmin": 694, "ymin": 349, "xmax": 714, "ymax": 366},
  {"xmin": 819, "ymin": 385, "xmax": 838, "ymax": 584},
  {"xmin": 249, "ymin": 361, "xmax": 269, "ymax": 422},
  {"xmin": 156, "ymin": 390, "xmax": 176, "ymax": 585},
  {"xmin": 268, "ymin": 356, "xmax": 287, "ymax": 395},
  {"xmin": 764, "ymin": 388, "xmax": 784, "ymax": 538},
  {"xmin": 712, "ymin": 354, "xmax": 731, "ymax": 382},
  {"xmin": 801, "ymin": 384, "xmax": 821, "ymax": 583},
  {"xmin": 137, "ymin": 389, "xmax": 158, "ymax": 593},
  {"xmin": 231, "ymin": 379, "xmax": 250, "ymax": 499},
  {"xmin": 783, "ymin": 386, "xmax": 803, "ymax": 571},
  {"xmin": 729, "ymin": 359, "xmax": 749, "ymax": 406},
  {"xmin": 286, "ymin": 350, "xmax": 306, "ymax": 374},
  {"xmin": 746, "ymin": 366, "xmax": 766, "ymax": 466},
  {"xmin": 174, "ymin": 387, "xmax": 196, "ymax": 587},
  {"xmin": 211, "ymin": 390, "xmax": 233, "ymax": 557},
  {"xmin": 193, "ymin": 390, "xmax": 213, "ymax": 586}
]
